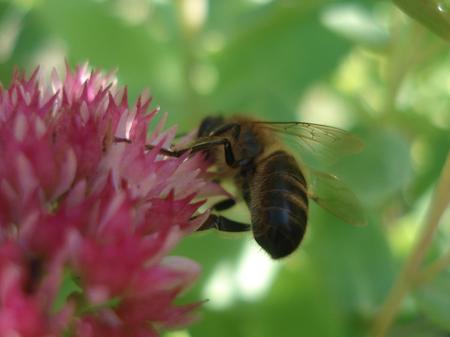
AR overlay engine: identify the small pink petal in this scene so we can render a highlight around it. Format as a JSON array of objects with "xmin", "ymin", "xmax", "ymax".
[
  {"xmin": 16, "ymin": 153, "xmax": 38, "ymax": 200},
  {"xmin": 52, "ymin": 148, "xmax": 77, "ymax": 200},
  {"xmin": 33, "ymin": 116, "xmax": 46, "ymax": 137},
  {"xmin": 64, "ymin": 180, "xmax": 87, "ymax": 208},
  {"xmin": 97, "ymin": 192, "xmax": 126, "ymax": 233},
  {"xmin": 13, "ymin": 113, "xmax": 27, "ymax": 141},
  {"xmin": 162, "ymin": 256, "xmax": 201, "ymax": 281}
]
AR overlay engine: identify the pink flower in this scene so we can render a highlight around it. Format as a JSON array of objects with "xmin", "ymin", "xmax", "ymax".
[{"xmin": 0, "ymin": 64, "xmax": 218, "ymax": 336}]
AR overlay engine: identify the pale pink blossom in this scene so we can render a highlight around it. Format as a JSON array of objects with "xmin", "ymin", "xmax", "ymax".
[{"xmin": 0, "ymin": 64, "xmax": 218, "ymax": 336}]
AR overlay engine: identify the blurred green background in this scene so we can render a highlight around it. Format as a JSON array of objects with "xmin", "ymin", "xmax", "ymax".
[{"xmin": 1, "ymin": 0, "xmax": 450, "ymax": 336}]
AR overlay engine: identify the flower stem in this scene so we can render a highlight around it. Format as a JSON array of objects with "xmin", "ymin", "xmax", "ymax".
[{"xmin": 369, "ymin": 151, "xmax": 450, "ymax": 337}]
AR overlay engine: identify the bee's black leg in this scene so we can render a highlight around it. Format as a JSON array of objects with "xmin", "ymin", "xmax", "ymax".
[
  {"xmin": 187, "ymin": 138, "xmax": 237, "ymax": 166},
  {"xmin": 114, "ymin": 136, "xmax": 233, "ymax": 159},
  {"xmin": 148, "ymin": 138, "xmax": 238, "ymax": 167},
  {"xmin": 212, "ymin": 198, "xmax": 236, "ymax": 211},
  {"xmin": 208, "ymin": 124, "xmax": 246, "ymax": 168},
  {"xmin": 197, "ymin": 214, "xmax": 250, "ymax": 232}
]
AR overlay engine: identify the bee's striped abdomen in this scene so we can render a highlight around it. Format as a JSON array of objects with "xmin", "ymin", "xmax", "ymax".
[{"xmin": 250, "ymin": 151, "xmax": 309, "ymax": 259}]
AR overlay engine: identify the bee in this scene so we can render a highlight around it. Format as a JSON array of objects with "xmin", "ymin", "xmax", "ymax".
[{"xmin": 115, "ymin": 115, "xmax": 366, "ymax": 259}]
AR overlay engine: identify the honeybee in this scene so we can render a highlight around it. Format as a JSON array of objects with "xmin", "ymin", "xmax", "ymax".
[
  {"xmin": 116, "ymin": 115, "xmax": 366, "ymax": 259},
  {"xmin": 171, "ymin": 115, "xmax": 366, "ymax": 259}
]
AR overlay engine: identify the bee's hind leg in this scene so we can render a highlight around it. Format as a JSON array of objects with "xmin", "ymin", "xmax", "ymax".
[{"xmin": 197, "ymin": 214, "xmax": 250, "ymax": 232}]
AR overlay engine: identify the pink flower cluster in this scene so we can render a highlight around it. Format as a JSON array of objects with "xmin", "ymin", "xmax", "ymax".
[{"xmin": 0, "ymin": 64, "xmax": 217, "ymax": 336}]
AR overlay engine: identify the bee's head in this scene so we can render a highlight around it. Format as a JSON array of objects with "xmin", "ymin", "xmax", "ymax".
[{"xmin": 197, "ymin": 116, "xmax": 225, "ymax": 137}]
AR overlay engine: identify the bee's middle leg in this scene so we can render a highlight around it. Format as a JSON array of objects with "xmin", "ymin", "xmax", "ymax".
[
  {"xmin": 197, "ymin": 214, "xmax": 250, "ymax": 232},
  {"xmin": 212, "ymin": 198, "xmax": 236, "ymax": 211}
]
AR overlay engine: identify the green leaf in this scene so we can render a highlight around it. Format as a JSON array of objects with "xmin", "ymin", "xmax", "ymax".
[
  {"xmin": 53, "ymin": 270, "xmax": 82, "ymax": 312},
  {"xmin": 394, "ymin": 0, "xmax": 450, "ymax": 40},
  {"xmin": 187, "ymin": 259, "xmax": 349, "ymax": 337},
  {"xmin": 388, "ymin": 318, "xmax": 450, "ymax": 337},
  {"xmin": 204, "ymin": 2, "xmax": 352, "ymax": 122},
  {"xmin": 414, "ymin": 272, "xmax": 450, "ymax": 331},
  {"xmin": 307, "ymin": 210, "xmax": 395, "ymax": 319},
  {"xmin": 321, "ymin": 3, "xmax": 390, "ymax": 48}
]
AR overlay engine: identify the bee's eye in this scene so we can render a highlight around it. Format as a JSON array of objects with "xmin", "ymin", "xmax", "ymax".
[{"xmin": 198, "ymin": 116, "xmax": 224, "ymax": 137}]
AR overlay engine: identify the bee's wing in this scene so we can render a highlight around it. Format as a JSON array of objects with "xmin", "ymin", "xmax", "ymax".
[
  {"xmin": 308, "ymin": 170, "xmax": 367, "ymax": 226},
  {"xmin": 256, "ymin": 121, "xmax": 366, "ymax": 225},
  {"xmin": 257, "ymin": 121, "xmax": 363, "ymax": 164}
]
